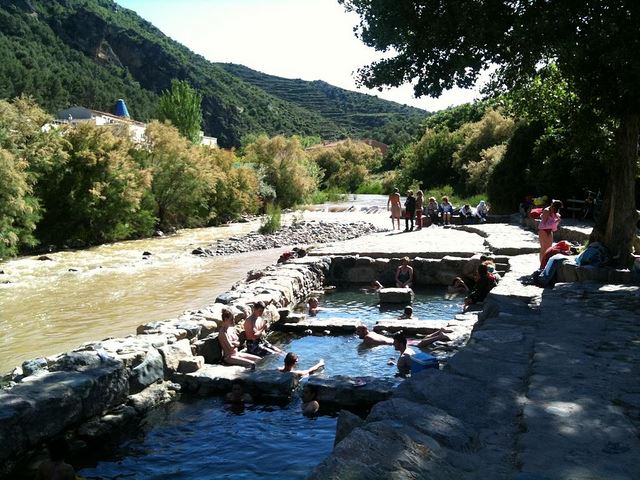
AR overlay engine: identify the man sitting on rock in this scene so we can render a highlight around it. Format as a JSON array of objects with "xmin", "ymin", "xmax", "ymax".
[{"xmin": 244, "ymin": 301, "xmax": 283, "ymax": 356}]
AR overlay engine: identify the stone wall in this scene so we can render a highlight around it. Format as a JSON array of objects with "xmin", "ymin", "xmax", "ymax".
[
  {"xmin": 0, "ymin": 256, "xmax": 329, "ymax": 477},
  {"xmin": 327, "ymin": 255, "xmax": 479, "ymax": 287}
]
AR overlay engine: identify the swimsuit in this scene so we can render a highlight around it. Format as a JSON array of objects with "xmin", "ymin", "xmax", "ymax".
[{"xmin": 398, "ymin": 269, "xmax": 411, "ymax": 283}]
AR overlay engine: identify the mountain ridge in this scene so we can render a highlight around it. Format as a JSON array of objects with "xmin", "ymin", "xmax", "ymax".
[{"xmin": 0, "ymin": 0, "xmax": 427, "ymax": 146}]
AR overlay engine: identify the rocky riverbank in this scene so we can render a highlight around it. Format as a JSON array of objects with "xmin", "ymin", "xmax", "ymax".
[{"xmin": 191, "ymin": 221, "xmax": 383, "ymax": 256}]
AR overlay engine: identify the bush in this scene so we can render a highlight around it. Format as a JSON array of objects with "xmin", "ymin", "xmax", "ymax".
[
  {"xmin": 308, "ymin": 188, "xmax": 347, "ymax": 204},
  {"xmin": 259, "ymin": 204, "xmax": 281, "ymax": 234},
  {"xmin": 356, "ymin": 179, "xmax": 385, "ymax": 194}
]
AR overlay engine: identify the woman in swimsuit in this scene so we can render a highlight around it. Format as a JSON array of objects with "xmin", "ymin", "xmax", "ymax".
[
  {"xmin": 395, "ymin": 256, "xmax": 413, "ymax": 288},
  {"xmin": 387, "ymin": 188, "xmax": 402, "ymax": 230},
  {"xmin": 538, "ymin": 200, "xmax": 563, "ymax": 263}
]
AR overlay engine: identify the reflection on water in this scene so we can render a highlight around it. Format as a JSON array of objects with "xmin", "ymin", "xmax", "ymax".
[
  {"xmin": 79, "ymin": 398, "xmax": 337, "ymax": 480},
  {"xmin": 0, "ymin": 220, "xmax": 282, "ymax": 374}
]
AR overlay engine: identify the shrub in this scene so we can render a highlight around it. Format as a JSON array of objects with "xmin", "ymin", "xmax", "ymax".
[{"xmin": 259, "ymin": 204, "xmax": 281, "ymax": 234}]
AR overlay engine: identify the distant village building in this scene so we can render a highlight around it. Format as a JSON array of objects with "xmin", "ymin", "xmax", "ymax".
[
  {"xmin": 305, "ymin": 138, "xmax": 388, "ymax": 156},
  {"xmin": 51, "ymin": 99, "xmax": 218, "ymax": 147}
]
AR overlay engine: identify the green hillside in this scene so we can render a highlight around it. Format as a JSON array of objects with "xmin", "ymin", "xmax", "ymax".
[
  {"xmin": 219, "ymin": 63, "xmax": 426, "ymax": 133},
  {"xmin": 0, "ymin": 0, "xmax": 428, "ymax": 147}
]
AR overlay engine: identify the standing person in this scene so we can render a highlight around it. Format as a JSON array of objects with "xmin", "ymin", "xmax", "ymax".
[
  {"xmin": 395, "ymin": 257, "xmax": 414, "ymax": 288},
  {"xmin": 219, "ymin": 308, "xmax": 261, "ymax": 368},
  {"xmin": 36, "ymin": 437, "xmax": 76, "ymax": 480},
  {"xmin": 387, "ymin": 188, "xmax": 402, "ymax": 230},
  {"xmin": 414, "ymin": 190, "xmax": 424, "ymax": 230},
  {"xmin": 426, "ymin": 196, "xmax": 439, "ymax": 226},
  {"xmin": 538, "ymin": 200, "xmax": 563, "ymax": 263},
  {"xmin": 404, "ymin": 190, "xmax": 416, "ymax": 231},
  {"xmin": 440, "ymin": 196, "xmax": 454, "ymax": 225},
  {"xmin": 387, "ymin": 332, "xmax": 415, "ymax": 376},
  {"xmin": 244, "ymin": 301, "xmax": 282, "ymax": 356},
  {"xmin": 476, "ymin": 200, "xmax": 489, "ymax": 222}
]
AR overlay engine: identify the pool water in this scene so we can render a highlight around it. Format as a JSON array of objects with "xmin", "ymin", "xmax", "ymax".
[
  {"xmin": 261, "ymin": 287, "xmax": 461, "ymax": 377},
  {"xmin": 79, "ymin": 398, "xmax": 336, "ymax": 480},
  {"xmin": 77, "ymin": 288, "xmax": 460, "ymax": 479}
]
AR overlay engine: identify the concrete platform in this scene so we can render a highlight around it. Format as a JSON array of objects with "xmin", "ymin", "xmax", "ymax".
[
  {"xmin": 273, "ymin": 318, "xmax": 363, "ymax": 334},
  {"xmin": 309, "ymin": 228, "xmax": 486, "ymax": 259}
]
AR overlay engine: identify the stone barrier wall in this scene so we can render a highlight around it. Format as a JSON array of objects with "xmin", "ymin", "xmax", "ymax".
[{"xmin": 0, "ymin": 256, "xmax": 329, "ymax": 477}]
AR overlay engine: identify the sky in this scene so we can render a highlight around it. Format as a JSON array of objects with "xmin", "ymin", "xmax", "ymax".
[{"xmin": 114, "ymin": 0, "xmax": 482, "ymax": 112}]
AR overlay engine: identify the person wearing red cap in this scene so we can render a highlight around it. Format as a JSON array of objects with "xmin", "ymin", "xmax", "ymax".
[{"xmin": 540, "ymin": 240, "xmax": 573, "ymax": 270}]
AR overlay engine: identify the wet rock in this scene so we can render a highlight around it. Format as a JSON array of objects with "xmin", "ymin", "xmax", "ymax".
[
  {"xmin": 243, "ymin": 370, "xmax": 299, "ymax": 400},
  {"xmin": 21, "ymin": 357, "xmax": 48, "ymax": 377},
  {"xmin": 37, "ymin": 255, "xmax": 53, "ymax": 261},
  {"xmin": 158, "ymin": 339, "xmax": 193, "ymax": 375},
  {"xmin": 373, "ymin": 319, "xmax": 450, "ymax": 335},
  {"xmin": 49, "ymin": 351, "xmax": 105, "ymax": 371},
  {"xmin": 273, "ymin": 318, "xmax": 362, "ymax": 335},
  {"xmin": 193, "ymin": 334, "xmax": 222, "ymax": 365},
  {"xmin": 178, "ymin": 356, "xmax": 205, "ymax": 374},
  {"xmin": 367, "ymin": 398, "xmax": 478, "ymax": 451},
  {"xmin": 129, "ymin": 347, "xmax": 164, "ymax": 394},
  {"xmin": 128, "ymin": 381, "xmax": 178, "ymax": 414},
  {"xmin": 142, "ymin": 251, "xmax": 152, "ymax": 256},
  {"xmin": 334, "ymin": 409, "xmax": 364, "ymax": 446},
  {"xmin": 307, "ymin": 375, "xmax": 397, "ymax": 410}
]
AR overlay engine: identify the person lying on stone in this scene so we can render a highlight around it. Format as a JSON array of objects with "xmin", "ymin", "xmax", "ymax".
[
  {"xmin": 387, "ymin": 332, "xmax": 415, "ymax": 376},
  {"xmin": 244, "ymin": 300, "xmax": 283, "ymax": 356},
  {"xmin": 301, "ymin": 383, "xmax": 320, "ymax": 416},
  {"xmin": 357, "ymin": 324, "xmax": 450, "ymax": 349},
  {"xmin": 225, "ymin": 380, "xmax": 253, "ymax": 404},
  {"xmin": 408, "ymin": 329, "xmax": 452, "ymax": 349},
  {"xmin": 219, "ymin": 308, "xmax": 261, "ymax": 369},
  {"xmin": 356, "ymin": 325, "xmax": 394, "ymax": 346},
  {"xmin": 279, "ymin": 352, "xmax": 325, "ymax": 378}
]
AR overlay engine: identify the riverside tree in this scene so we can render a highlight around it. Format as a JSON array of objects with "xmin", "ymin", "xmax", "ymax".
[
  {"xmin": 341, "ymin": 0, "xmax": 640, "ymax": 266},
  {"xmin": 157, "ymin": 79, "xmax": 203, "ymax": 144}
]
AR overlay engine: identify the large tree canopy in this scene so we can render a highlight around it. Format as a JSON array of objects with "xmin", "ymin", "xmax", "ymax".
[{"xmin": 341, "ymin": 0, "xmax": 640, "ymax": 266}]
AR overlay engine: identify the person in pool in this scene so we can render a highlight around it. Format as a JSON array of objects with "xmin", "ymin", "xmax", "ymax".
[
  {"xmin": 301, "ymin": 383, "xmax": 320, "ymax": 416},
  {"xmin": 225, "ymin": 380, "xmax": 253, "ymax": 404},
  {"xmin": 356, "ymin": 325, "xmax": 394, "ymax": 346},
  {"xmin": 397, "ymin": 305, "xmax": 416, "ymax": 319},
  {"xmin": 395, "ymin": 257, "xmax": 413, "ymax": 288},
  {"xmin": 280, "ymin": 352, "xmax": 325, "ymax": 378},
  {"xmin": 388, "ymin": 332, "xmax": 415, "ymax": 376}
]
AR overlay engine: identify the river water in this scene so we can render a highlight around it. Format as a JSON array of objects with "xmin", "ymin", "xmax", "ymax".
[{"xmin": 0, "ymin": 196, "xmax": 390, "ymax": 375}]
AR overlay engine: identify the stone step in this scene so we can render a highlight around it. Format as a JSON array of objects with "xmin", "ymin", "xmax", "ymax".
[
  {"xmin": 273, "ymin": 318, "xmax": 363, "ymax": 334},
  {"xmin": 373, "ymin": 319, "xmax": 451, "ymax": 335},
  {"xmin": 174, "ymin": 364, "xmax": 299, "ymax": 400},
  {"xmin": 307, "ymin": 375, "xmax": 399, "ymax": 410}
]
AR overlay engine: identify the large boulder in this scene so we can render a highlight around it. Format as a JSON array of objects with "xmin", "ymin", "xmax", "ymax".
[
  {"xmin": 378, "ymin": 287, "xmax": 414, "ymax": 304},
  {"xmin": 158, "ymin": 339, "xmax": 194, "ymax": 376},
  {"xmin": 193, "ymin": 334, "xmax": 223, "ymax": 364}
]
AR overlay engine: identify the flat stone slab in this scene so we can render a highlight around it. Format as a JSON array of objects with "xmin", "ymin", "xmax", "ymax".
[
  {"xmin": 273, "ymin": 318, "xmax": 362, "ymax": 334},
  {"xmin": 174, "ymin": 364, "xmax": 298, "ymax": 399},
  {"xmin": 308, "ymin": 375, "xmax": 399, "ymax": 410},
  {"xmin": 309, "ymin": 228, "xmax": 486, "ymax": 258},
  {"xmin": 373, "ymin": 319, "xmax": 451, "ymax": 335},
  {"xmin": 378, "ymin": 287, "xmax": 414, "ymax": 303}
]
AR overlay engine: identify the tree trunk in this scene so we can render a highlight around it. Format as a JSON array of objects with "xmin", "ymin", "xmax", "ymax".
[{"xmin": 589, "ymin": 113, "xmax": 639, "ymax": 268}]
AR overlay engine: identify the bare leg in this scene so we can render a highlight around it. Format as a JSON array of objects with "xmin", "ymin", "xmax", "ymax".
[
  {"xmin": 416, "ymin": 331, "xmax": 451, "ymax": 348},
  {"xmin": 225, "ymin": 354, "xmax": 258, "ymax": 368},
  {"xmin": 538, "ymin": 230, "xmax": 553, "ymax": 263}
]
